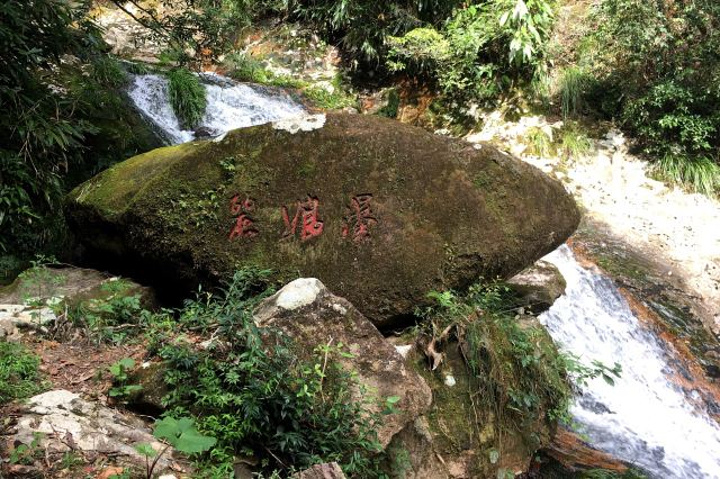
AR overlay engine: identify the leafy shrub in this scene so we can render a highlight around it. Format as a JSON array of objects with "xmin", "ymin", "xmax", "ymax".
[
  {"xmin": 289, "ymin": 0, "xmax": 462, "ymax": 66},
  {"xmin": 148, "ymin": 269, "xmax": 388, "ymax": 477},
  {"xmin": 108, "ymin": 358, "xmax": 143, "ymax": 399},
  {"xmin": 0, "ymin": 342, "xmax": 44, "ymax": 404},
  {"xmin": 168, "ymin": 68, "xmax": 208, "ymax": 129},
  {"xmin": 66, "ymin": 280, "xmax": 145, "ymax": 344},
  {"xmin": 223, "ymin": 53, "xmax": 271, "ymax": 83},
  {"xmin": 0, "ymin": 1, "xmax": 162, "ymax": 260},
  {"xmin": 388, "ymin": 0, "xmax": 557, "ymax": 107},
  {"xmin": 565, "ymin": 0, "xmax": 720, "ymax": 194},
  {"xmin": 135, "ymin": 417, "xmax": 216, "ymax": 479}
]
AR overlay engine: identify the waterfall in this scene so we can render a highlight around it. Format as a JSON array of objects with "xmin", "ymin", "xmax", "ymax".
[
  {"xmin": 540, "ymin": 245, "xmax": 720, "ymax": 478},
  {"xmin": 127, "ymin": 73, "xmax": 305, "ymax": 145}
]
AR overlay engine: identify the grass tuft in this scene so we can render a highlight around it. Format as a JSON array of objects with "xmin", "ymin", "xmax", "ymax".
[
  {"xmin": 525, "ymin": 126, "xmax": 556, "ymax": 157},
  {"xmin": 558, "ymin": 122, "xmax": 594, "ymax": 159},
  {"xmin": 558, "ymin": 66, "xmax": 590, "ymax": 119},
  {"xmin": 0, "ymin": 342, "xmax": 44, "ymax": 404},
  {"xmin": 168, "ymin": 68, "xmax": 207, "ymax": 129},
  {"xmin": 654, "ymin": 154, "xmax": 720, "ymax": 197}
]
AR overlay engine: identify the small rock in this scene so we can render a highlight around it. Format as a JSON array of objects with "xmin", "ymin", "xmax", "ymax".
[
  {"xmin": 292, "ymin": 462, "xmax": 346, "ymax": 479},
  {"xmin": 0, "ymin": 304, "xmax": 56, "ymax": 338},
  {"xmin": 507, "ymin": 260, "xmax": 567, "ymax": 313},
  {"xmin": 395, "ymin": 344, "xmax": 413, "ymax": 358}
]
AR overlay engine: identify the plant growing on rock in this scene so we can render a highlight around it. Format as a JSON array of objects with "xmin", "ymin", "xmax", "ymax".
[
  {"xmin": 418, "ymin": 280, "xmax": 621, "ymax": 437},
  {"xmin": 108, "ymin": 358, "xmax": 143, "ymax": 399},
  {"xmin": 167, "ymin": 68, "xmax": 207, "ymax": 129},
  {"xmin": 147, "ymin": 269, "xmax": 390, "ymax": 477}
]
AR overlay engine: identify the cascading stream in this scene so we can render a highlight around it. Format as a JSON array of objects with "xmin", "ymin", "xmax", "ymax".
[
  {"xmin": 540, "ymin": 245, "xmax": 720, "ymax": 478},
  {"xmin": 127, "ymin": 73, "xmax": 305, "ymax": 144}
]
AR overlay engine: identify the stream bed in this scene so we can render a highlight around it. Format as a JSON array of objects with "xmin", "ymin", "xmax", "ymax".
[{"xmin": 541, "ymin": 245, "xmax": 720, "ymax": 478}]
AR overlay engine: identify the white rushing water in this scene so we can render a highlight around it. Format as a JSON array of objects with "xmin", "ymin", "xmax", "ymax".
[
  {"xmin": 540, "ymin": 245, "xmax": 720, "ymax": 478},
  {"xmin": 127, "ymin": 73, "xmax": 305, "ymax": 145}
]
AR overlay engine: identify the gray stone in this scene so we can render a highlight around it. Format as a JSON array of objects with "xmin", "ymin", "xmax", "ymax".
[
  {"xmin": 10, "ymin": 390, "xmax": 178, "ymax": 472},
  {"xmin": 254, "ymin": 279, "xmax": 432, "ymax": 448},
  {"xmin": 292, "ymin": 462, "xmax": 346, "ymax": 479},
  {"xmin": 507, "ymin": 259, "xmax": 567, "ymax": 313}
]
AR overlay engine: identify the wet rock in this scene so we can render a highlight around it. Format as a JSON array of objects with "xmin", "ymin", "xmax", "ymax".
[
  {"xmin": 254, "ymin": 278, "xmax": 432, "ymax": 448},
  {"xmin": 194, "ymin": 126, "xmax": 219, "ymax": 138},
  {"xmin": 8, "ymin": 390, "xmax": 178, "ymax": 473},
  {"xmin": 399, "ymin": 323, "xmax": 557, "ymax": 478},
  {"xmin": 128, "ymin": 361, "xmax": 168, "ymax": 415},
  {"xmin": 508, "ymin": 260, "xmax": 567, "ymax": 313},
  {"xmin": 67, "ymin": 113, "xmax": 580, "ymax": 327},
  {"xmin": 292, "ymin": 462, "xmax": 346, "ymax": 479},
  {"xmin": 544, "ymin": 427, "xmax": 629, "ymax": 473}
]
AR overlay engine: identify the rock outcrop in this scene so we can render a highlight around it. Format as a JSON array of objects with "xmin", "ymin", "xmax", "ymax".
[
  {"xmin": 544, "ymin": 427, "xmax": 629, "ymax": 473},
  {"xmin": 67, "ymin": 113, "xmax": 580, "ymax": 326},
  {"xmin": 7, "ymin": 390, "xmax": 178, "ymax": 473},
  {"xmin": 0, "ymin": 265, "xmax": 155, "ymax": 309},
  {"xmin": 292, "ymin": 462, "xmax": 347, "ymax": 479},
  {"xmin": 508, "ymin": 259, "xmax": 567, "ymax": 313},
  {"xmin": 254, "ymin": 278, "xmax": 432, "ymax": 448}
]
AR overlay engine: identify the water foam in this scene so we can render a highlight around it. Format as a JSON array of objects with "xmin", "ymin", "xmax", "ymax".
[
  {"xmin": 541, "ymin": 245, "xmax": 720, "ymax": 478},
  {"xmin": 127, "ymin": 73, "xmax": 305, "ymax": 145}
]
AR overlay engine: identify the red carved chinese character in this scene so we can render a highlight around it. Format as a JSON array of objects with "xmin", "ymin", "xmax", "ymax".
[
  {"xmin": 281, "ymin": 195, "xmax": 325, "ymax": 241},
  {"xmin": 229, "ymin": 195, "xmax": 258, "ymax": 239},
  {"xmin": 342, "ymin": 194, "xmax": 377, "ymax": 242}
]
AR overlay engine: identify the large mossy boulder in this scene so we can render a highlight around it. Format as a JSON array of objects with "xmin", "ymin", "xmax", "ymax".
[{"xmin": 66, "ymin": 113, "xmax": 579, "ymax": 326}]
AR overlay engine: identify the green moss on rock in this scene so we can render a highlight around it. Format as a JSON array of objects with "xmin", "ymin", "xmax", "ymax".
[{"xmin": 66, "ymin": 113, "xmax": 580, "ymax": 326}]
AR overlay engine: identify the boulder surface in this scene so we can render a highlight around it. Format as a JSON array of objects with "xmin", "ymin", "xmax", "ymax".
[
  {"xmin": 254, "ymin": 278, "xmax": 432, "ymax": 448},
  {"xmin": 67, "ymin": 113, "xmax": 580, "ymax": 326},
  {"xmin": 8, "ymin": 390, "xmax": 178, "ymax": 473}
]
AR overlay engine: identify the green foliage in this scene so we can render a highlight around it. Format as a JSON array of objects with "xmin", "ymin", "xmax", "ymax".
[
  {"xmin": 108, "ymin": 358, "xmax": 143, "ymax": 399},
  {"xmin": 302, "ymin": 85, "xmax": 357, "ymax": 109},
  {"xmin": 223, "ymin": 53, "xmax": 272, "ymax": 83},
  {"xmin": 654, "ymin": 153, "xmax": 720, "ymax": 197},
  {"xmin": 558, "ymin": 66, "xmax": 590, "ymax": 119},
  {"xmin": 0, "ymin": 1, "xmax": 161, "ymax": 259},
  {"xmin": 0, "ymin": 342, "xmax": 43, "ymax": 404},
  {"xmin": 557, "ymin": 122, "xmax": 593, "ymax": 159},
  {"xmin": 419, "ymin": 281, "xmax": 621, "ymax": 432},
  {"xmin": 65, "ymin": 280, "xmax": 145, "ymax": 344},
  {"xmin": 565, "ymin": 0, "xmax": 720, "ymax": 195},
  {"xmin": 154, "ymin": 416, "xmax": 218, "ymax": 453},
  {"xmin": 580, "ymin": 468, "xmax": 648, "ymax": 479},
  {"xmin": 147, "ymin": 269, "xmax": 388, "ymax": 477},
  {"xmin": 135, "ymin": 416, "xmax": 216, "ymax": 479},
  {"xmin": 167, "ymin": 68, "xmax": 207, "ymax": 129},
  {"xmin": 289, "ymin": 0, "xmax": 462, "ymax": 66},
  {"xmin": 15, "ymin": 255, "xmax": 64, "ymax": 305},
  {"xmin": 377, "ymin": 89, "xmax": 401, "ymax": 118},
  {"xmin": 525, "ymin": 126, "xmax": 556, "ymax": 157},
  {"xmin": 0, "ymin": 0, "xmax": 97, "ymax": 254},
  {"xmin": 388, "ymin": 0, "xmax": 557, "ymax": 107},
  {"xmin": 9, "ymin": 432, "xmax": 45, "ymax": 465}
]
